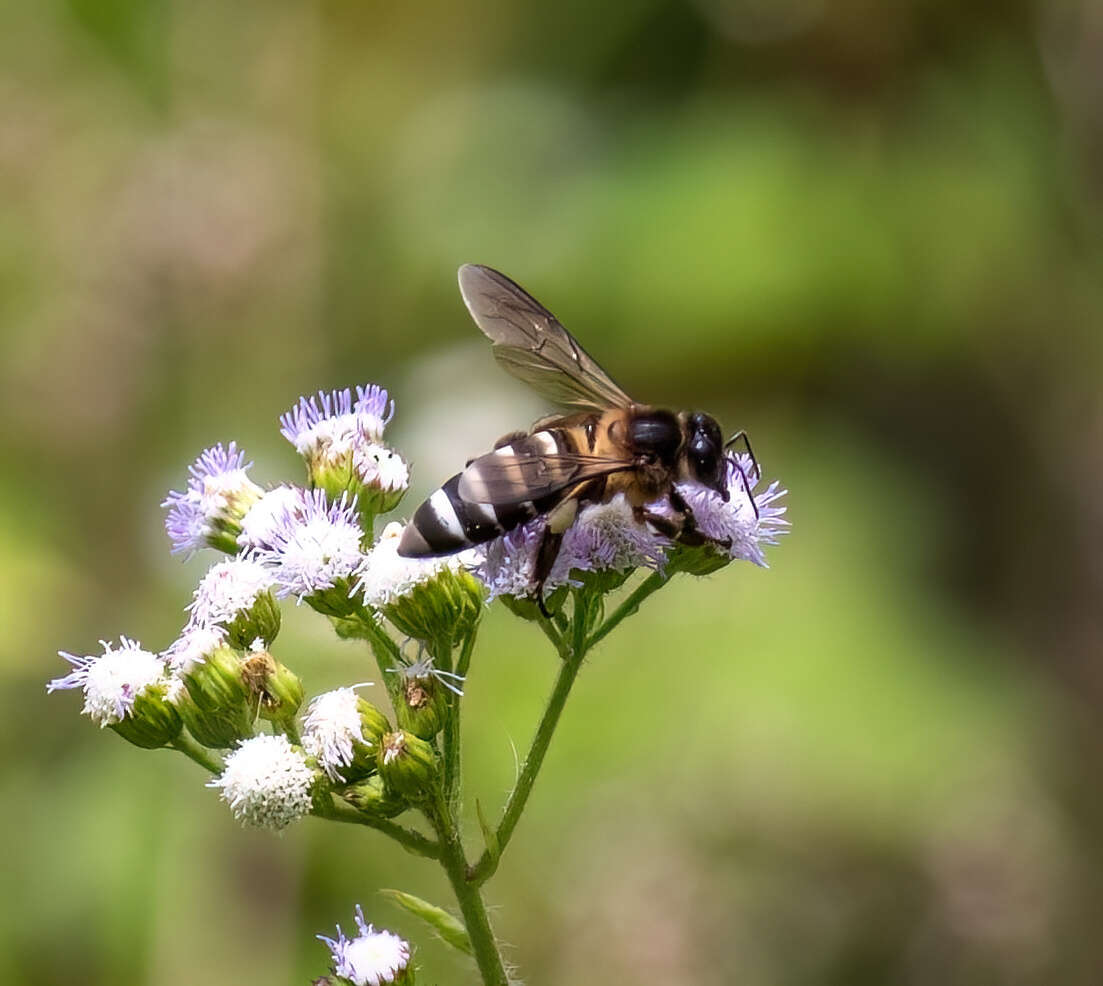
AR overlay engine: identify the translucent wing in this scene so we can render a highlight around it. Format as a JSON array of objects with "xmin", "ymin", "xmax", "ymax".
[
  {"xmin": 458, "ymin": 264, "xmax": 634, "ymax": 412},
  {"xmin": 458, "ymin": 448, "xmax": 630, "ymax": 505}
]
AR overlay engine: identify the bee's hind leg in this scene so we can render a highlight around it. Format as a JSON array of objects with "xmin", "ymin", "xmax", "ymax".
[{"xmin": 532, "ymin": 529, "xmax": 564, "ymax": 618}]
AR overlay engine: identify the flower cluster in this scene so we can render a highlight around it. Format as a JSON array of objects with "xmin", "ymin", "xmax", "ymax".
[{"xmin": 50, "ymin": 363, "xmax": 787, "ymax": 986}]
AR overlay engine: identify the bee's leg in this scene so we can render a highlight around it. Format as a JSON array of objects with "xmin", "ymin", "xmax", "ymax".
[
  {"xmin": 532, "ymin": 530, "xmax": 564, "ymax": 618},
  {"xmin": 639, "ymin": 493, "xmax": 709, "ymax": 547},
  {"xmin": 724, "ymin": 429, "xmax": 762, "ymax": 481},
  {"xmin": 532, "ymin": 498, "xmax": 579, "ymax": 616}
]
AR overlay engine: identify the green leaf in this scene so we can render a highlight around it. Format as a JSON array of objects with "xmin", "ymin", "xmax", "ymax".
[
  {"xmin": 475, "ymin": 798, "xmax": 500, "ymax": 862},
  {"xmin": 381, "ymin": 889, "xmax": 472, "ymax": 955}
]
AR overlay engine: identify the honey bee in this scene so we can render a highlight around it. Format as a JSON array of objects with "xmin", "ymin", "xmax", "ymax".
[{"xmin": 397, "ymin": 264, "xmax": 759, "ymax": 603}]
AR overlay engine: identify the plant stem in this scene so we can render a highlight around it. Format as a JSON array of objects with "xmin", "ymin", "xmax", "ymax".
[
  {"xmin": 170, "ymin": 731, "xmax": 224, "ymax": 773},
  {"xmin": 429, "ymin": 796, "xmax": 509, "ymax": 986},
  {"xmin": 443, "ymin": 625, "xmax": 479, "ymax": 812},
  {"xmin": 315, "ymin": 795, "xmax": 441, "ymax": 859},
  {"xmin": 468, "ymin": 593, "xmax": 591, "ymax": 885},
  {"xmin": 584, "ymin": 570, "xmax": 669, "ymax": 651}
]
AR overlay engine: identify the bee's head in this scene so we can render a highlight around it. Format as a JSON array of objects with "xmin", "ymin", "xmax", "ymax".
[{"xmin": 684, "ymin": 412, "xmax": 727, "ymax": 498}]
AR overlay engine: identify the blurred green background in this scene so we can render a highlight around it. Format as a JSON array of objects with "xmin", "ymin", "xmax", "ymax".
[{"xmin": 5, "ymin": 0, "xmax": 1103, "ymax": 983}]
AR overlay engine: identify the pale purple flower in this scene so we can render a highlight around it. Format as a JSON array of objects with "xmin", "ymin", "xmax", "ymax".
[
  {"xmin": 279, "ymin": 385, "xmax": 394, "ymax": 460},
  {"xmin": 318, "ymin": 906, "xmax": 411, "ymax": 986},
  {"xmin": 48, "ymin": 637, "xmax": 168, "ymax": 726},
  {"xmin": 162, "ymin": 442, "xmax": 262, "ymax": 556},
  {"xmin": 249, "ymin": 489, "xmax": 365, "ymax": 600},
  {"xmin": 208, "ymin": 733, "xmax": 315, "ymax": 830},
  {"xmin": 237, "ymin": 485, "xmax": 308, "ymax": 551},
  {"xmin": 471, "ymin": 494, "xmax": 669, "ymax": 599},
  {"xmin": 673, "ymin": 452, "xmax": 788, "ymax": 567}
]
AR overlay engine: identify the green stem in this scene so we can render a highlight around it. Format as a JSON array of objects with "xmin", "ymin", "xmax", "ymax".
[
  {"xmin": 468, "ymin": 593, "xmax": 591, "ymax": 886},
  {"xmin": 315, "ymin": 795, "xmax": 441, "ymax": 859},
  {"xmin": 428, "ymin": 796, "xmax": 509, "ymax": 986},
  {"xmin": 442, "ymin": 624, "xmax": 479, "ymax": 813},
  {"xmin": 170, "ymin": 731, "xmax": 224, "ymax": 774},
  {"xmin": 584, "ymin": 570, "xmax": 669, "ymax": 652}
]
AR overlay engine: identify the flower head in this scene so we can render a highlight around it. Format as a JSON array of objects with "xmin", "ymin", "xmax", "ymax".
[
  {"xmin": 49, "ymin": 637, "xmax": 167, "ymax": 726},
  {"xmin": 279, "ymin": 385, "xmax": 407, "ymax": 518},
  {"xmin": 672, "ymin": 453, "xmax": 788, "ymax": 567},
  {"xmin": 280, "ymin": 384, "xmax": 394, "ymax": 456},
  {"xmin": 49, "ymin": 637, "xmax": 181, "ymax": 747},
  {"xmin": 162, "ymin": 442, "xmax": 263, "ymax": 556},
  {"xmin": 249, "ymin": 489, "xmax": 365, "ymax": 605},
  {"xmin": 237, "ymin": 485, "xmax": 308, "ymax": 551},
  {"xmin": 359, "ymin": 522, "xmax": 483, "ymax": 641},
  {"xmin": 209, "ymin": 733, "xmax": 316, "ymax": 830},
  {"xmin": 552, "ymin": 494, "xmax": 669, "ymax": 583},
  {"xmin": 163, "ymin": 624, "xmax": 227, "ymax": 676},
  {"xmin": 188, "ymin": 556, "xmax": 276, "ymax": 627},
  {"xmin": 472, "ymin": 494, "xmax": 669, "ymax": 602},
  {"xmin": 318, "ymin": 906, "xmax": 411, "ymax": 986},
  {"xmin": 302, "ymin": 687, "xmax": 390, "ymax": 782}
]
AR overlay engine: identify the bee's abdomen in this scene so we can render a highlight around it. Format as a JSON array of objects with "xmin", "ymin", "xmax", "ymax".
[{"xmin": 398, "ymin": 473, "xmax": 540, "ymax": 558}]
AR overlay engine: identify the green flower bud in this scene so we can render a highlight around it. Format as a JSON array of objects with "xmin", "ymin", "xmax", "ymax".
[
  {"xmin": 377, "ymin": 730, "xmax": 438, "ymax": 802},
  {"xmin": 111, "ymin": 682, "xmax": 183, "ymax": 749},
  {"xmin": 240, "ymin": 650, "xmax": 304, "ymax": 725},
  {"xmin": 224, "ymin": 587, "xmax": 281, "ymax": 650},
  {"xmin": 386, "ymin": 566, "xmax": 484, "ymax": 644},
  {"xmin": 304, "ymin": 688, "xmax": 392, "ymax": 783},
  {"xmin": 338, "ymin": 773, "xmax": 408, "ymax": 819},
  {"xmin": 394, "ymin": 666, "xmax": 449, "ymax": 740},
  {"xmin": 174, "ymin": 644, "xmax": 255, "ymax": 748}
]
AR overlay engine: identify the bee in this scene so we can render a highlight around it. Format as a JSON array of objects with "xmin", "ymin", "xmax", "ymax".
[{"xmin": 397, "ymin": 264, "xmax": 759, "ymax": 605}]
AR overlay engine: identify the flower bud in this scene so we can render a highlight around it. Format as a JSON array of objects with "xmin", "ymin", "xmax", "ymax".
[
  {"xmin": 394, "ymin": 666, "xmax": 449, "ymax": 740},
  {"xmin": 112, "ymin": 684, "xmax": 183, "ymax": 749},
  {"xmin": 225, "ymin": 587, "xmax": 282, "ymax": 650},
  {"xmin": 240, "ymin": 650, "xmax": 304, "ymax": 725},
  {"xmin": 339, "ymin": 774, "xmax": 408, "ymax": 819},
  {"xmin": 188, "ymin": 557, "xmax": 281, "ymax": 649},
  {"xmin": 377, "ymin": 730, "xmax": 438, "ymax": 802},
  {"xmin": 174, "ymin": 644, "xmax": 255, "ymax": 748}
]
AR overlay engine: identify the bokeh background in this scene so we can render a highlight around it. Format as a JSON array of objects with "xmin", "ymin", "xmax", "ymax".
[{"xmin": 4, "ymin": 1, "xmax": 1103, "ymax": 983}]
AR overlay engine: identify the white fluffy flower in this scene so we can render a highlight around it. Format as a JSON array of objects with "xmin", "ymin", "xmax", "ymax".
[
  {"xmin": 208, "ymin": 734, "xmax": 315, "ymax": 830},
  {"xmin": 163, "ymin": 624, "xmax": 227, "ymax": 675},
  {"xmin": 358, "ymin": 521, "xmax": 463, "ymax": 607},
  {"xmin": 48, "ymin": 637, "xmax": 168, "ymax": 726},
  {"xmin": 318, "ymin": 906, "xmax": 411, "ymax": 986},
  {"xmin": 187, "ymin": 556, "xmax": 275, "ymax": 626},
  {"xmin": 353, "ymin": 444, "xmax": 410, "ymax": 494},
  {"xmin": 302, "ymin": 687, "xmax": 370, "ymax": 781}
]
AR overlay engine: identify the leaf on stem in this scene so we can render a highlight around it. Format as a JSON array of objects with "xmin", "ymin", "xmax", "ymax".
[{"xmin": 380, "ymin": 889, "xmax": 473, "ymax": 955}]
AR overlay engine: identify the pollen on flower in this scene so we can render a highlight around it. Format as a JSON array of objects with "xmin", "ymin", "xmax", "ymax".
[
  {"xmin": 318, "ymin": 906, "xmax": 411, "ymax": 986},
  {"xmin": 162, "ymin": 442, "xmax": 262, "ymax": 556},
  {"xmin": 188, "ymin": 556, "xmax": 275, "ymax": 627},
  {"xmin": 279, "ymin": 385, "xmax": 394, "ymax": 460},
  {"xmin": 302, "ymin": 687, "xmax": 370, "ymax": 781},
  {"xmin": 48, "ymin": 637, "xmax": 167, "ymax": 726},
  {"xmin": 673, "ymin": 452, "xmax": 788, "ymax": 567},
  {"xmin": 249, "ymin": 489, "xmax": 366, "ymax": 600},
  {"xmin": 358, "ymin": 521, "xmax": 462, "ymax": 608},
  {"xmin": 209, "ymin": 733, "xmax": 315, "ymax": 830},
  {"xmin": 238, "ymin": 485, "xmax": 308, "ymax": 551}
]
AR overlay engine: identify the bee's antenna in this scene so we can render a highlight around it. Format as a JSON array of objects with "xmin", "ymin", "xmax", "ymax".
[
  {"xmin": 725, "ymin": 429, "xmax": 762, "ymax": 481},
  {"xmin": 729, "ymin": 456, "xmax": 760, "ymax": 521}
]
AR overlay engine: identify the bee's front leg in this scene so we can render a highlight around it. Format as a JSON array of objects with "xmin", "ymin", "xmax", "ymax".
[{"xmin": 532, "ymin": 498, "xmax": 579, "ymax": 617}]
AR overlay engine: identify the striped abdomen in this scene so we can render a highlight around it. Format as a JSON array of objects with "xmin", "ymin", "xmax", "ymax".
[{"xmin": 397, "ymin": 428, "xmax": 579, "ymax": 558}]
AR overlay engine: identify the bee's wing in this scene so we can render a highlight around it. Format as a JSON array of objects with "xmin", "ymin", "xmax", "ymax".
[
  {"xmin": 458, "ymin": 448, "xmax": 629, "ymax": 505},
  {"xmin": 458, "ymin": 264, "xmax": 635, "ymax": 412}
]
